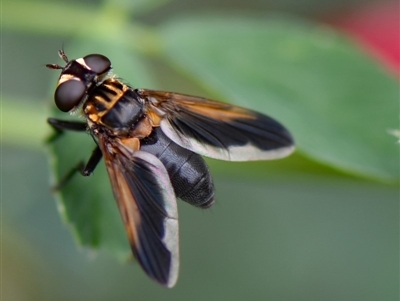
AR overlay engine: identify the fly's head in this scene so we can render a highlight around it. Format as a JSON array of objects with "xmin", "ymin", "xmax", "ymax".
[{"xmin": 47, "ymin": 50, "xmax": 112, "ymax": 113}]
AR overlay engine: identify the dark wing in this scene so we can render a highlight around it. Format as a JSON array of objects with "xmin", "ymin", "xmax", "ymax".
[
  {"xmin": 139, "ymin": 89, "xmax": 295, "ymax": 161},
  {"xmin": 99, "ymin": 136, "xmax": 179, "ymax": 288}
]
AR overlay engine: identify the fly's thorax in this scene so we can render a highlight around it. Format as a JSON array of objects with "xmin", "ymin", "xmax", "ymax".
[{"xmin": 84, "ymin": 78, "xmax": 148, "ymax": 137}]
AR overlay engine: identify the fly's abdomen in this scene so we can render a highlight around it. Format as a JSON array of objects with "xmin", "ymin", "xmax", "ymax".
[
  {"xmin": 141, "ymin": 127, "xmax": 215, "ymax": 208},
  {"xmin": 84, "ymin": 79, "xmax": 144, "ymax": 135}
]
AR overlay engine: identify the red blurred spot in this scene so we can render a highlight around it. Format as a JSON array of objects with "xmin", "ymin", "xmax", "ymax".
[{"xmin": 328, "ymin": 1, "xmax": 400, "ymax": 76}]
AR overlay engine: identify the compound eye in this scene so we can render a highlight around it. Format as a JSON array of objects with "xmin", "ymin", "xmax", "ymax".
[
  {"xmin": 54, "ymin": 80, "xmax": 86, "ymax": 112},
  {"xmin": 83, "ymin": 54, "xmax": 111, "ymax": 75}
]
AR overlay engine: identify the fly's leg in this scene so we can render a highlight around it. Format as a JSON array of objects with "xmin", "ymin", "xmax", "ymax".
[
  {"xmin": 47, "ymin": 118, "xmax": 102, "ymax": 189},
  {"xmin": 47, "ymin": 118, "xmax": 87, "ymax": 143},
  {"xmin": 53, "ymin": 146, "xmax": 103, "ymax": 190}
]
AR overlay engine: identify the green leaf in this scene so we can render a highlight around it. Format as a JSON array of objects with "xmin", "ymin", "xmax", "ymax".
[
  {"xmin": 47, "ymin": 39, "xmax": 159, "ymax": 260},
  {"xmin": 44, "ymin": 14, "xmax": 399, "ymax": 264},
  {"xmin": 158, "ymin": 15, "xmax": 400, "ymax": 181}
]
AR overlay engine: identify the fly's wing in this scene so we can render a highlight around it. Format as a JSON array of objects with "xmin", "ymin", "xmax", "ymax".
[
  {"xmin": 99, "ymin": 137, "xmax": 179, "ymax": 288},
  {"xmin": 139, "ymin": 89, "xmax": 295, "ymax": 161}
]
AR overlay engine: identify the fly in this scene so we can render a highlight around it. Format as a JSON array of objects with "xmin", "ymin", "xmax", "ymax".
[{"xmin": 46, "ymin": 50, "xmax": 295, "ymax": 287}]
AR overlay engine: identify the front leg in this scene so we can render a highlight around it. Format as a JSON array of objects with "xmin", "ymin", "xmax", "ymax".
[{"xmin": 47, "ymin": 118, "xmax": 87, "ymax": 143}]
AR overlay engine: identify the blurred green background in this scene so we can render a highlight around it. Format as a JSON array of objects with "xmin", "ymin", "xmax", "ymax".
[{"xmin": 2, "ymin": 0, "xmax": 399, "ymax": 300}]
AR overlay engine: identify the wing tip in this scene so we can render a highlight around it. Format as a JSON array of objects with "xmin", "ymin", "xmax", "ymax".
[
  {"xmin": 150, "ymin": 259, "xmax": 179, "ymax": 288},
  {"xmin": 164, "ymin": 273, "xmax": 179, "ymax": 288}
]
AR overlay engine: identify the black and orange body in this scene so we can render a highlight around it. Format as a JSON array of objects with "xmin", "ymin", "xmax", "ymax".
[
  {"xmin": 46, "ymin": 50, "xmax": 294, "ymax": 288},
  {"xmin": 84, "ymin": 79, "xmax": 145, "ymax": 136},
  {"xmin": 83, "ymin": 77, "xmax": 215, "ymax": 208}
]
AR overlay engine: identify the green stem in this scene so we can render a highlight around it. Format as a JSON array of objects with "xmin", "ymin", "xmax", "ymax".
[
  {"xmin": 3, "ymin": 0, "xmax": 161, "ymax": 57},
  {"xmin": 2, "ymin": 97, "xmax": 49, "ymax": 151}
]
